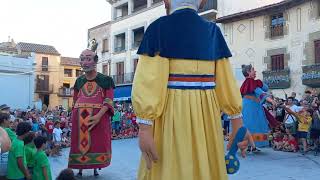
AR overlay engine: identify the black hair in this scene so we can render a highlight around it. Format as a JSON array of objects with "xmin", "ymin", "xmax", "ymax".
[
  {"xmin": 305, "ymin": 90, "xmax": 311, "ymax": 94},
  {"xmin": 287, "ymin": 97, "xmax": 294, "ymax": 101},
  {"xmin": 56, "ymin": 168, "xmax": 76, "ymax": 180},
  {"xmin": 306, "ymin": 108, "xmax": 314, "ymax": 116},
  {"xmin": 0, "ymin": 112, "xmax": 10, "ymax": 125},
  {"xmin": 241, "ymin": 64, "xmax": 252, "ymax": 77},
  {"xmin": 16, "ymin": 122, "xmax": 32, "ymax": 136},
  {"xmin": 23, "ymin": 132, "xmax": 35, "ymax": 145},
  {"xmin": 34, "ymin": 136, "xmax": 47, "ymax": 149}
]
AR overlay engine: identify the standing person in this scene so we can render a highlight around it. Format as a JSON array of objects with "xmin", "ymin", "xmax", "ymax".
[
  {"xmin": 45, "ymin": 118, "xmax": 54, "ymax": 141},
  {"xmin": 112, "ymin": 109, "xmax": 121, "ymax": 135},
  {"xmin": 7, "ymin": 122, "xmax": 32, "ymax": 180},
  {"xmin": 132, "ymin": 0, "xmax": 250, "ymax": 179},
  {"xmin": 240, "ymin": 64, "xmax": 279, "ymax": 149},
  {"xmin": 284, "ymin": 97, "xmax": 303, "ymax": 136},
  {"xmin": 68, "ymin": 45, "xmax": 115, "ymax": 176},
  {"xmin": 291, "ymin": 92, "xmax": 299, "ymax": 106},
  {"xmin": 52, "ymin": 122, "xmax": 62, "ymax": 156},
  {"xmin": 310, "ymin": 104, "xmax": 320, "ymax": 155},
  {"xmin": 282, "ymin": 105, "xmax": 313, "ymax": 155},
  {"xmin": 33, "ymin": 136, "xmax": 52, "ymax": 180}
]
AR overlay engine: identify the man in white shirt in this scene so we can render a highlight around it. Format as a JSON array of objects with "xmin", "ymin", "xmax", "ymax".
[{"xmin": 284, "ymin": 97, "xmax": 303, "ymax": 134}]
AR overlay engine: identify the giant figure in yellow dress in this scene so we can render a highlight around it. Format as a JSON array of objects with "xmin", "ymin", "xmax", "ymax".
[{"xmin": 132, "ymin": 0, "xmax": 249, "ymax": 179}]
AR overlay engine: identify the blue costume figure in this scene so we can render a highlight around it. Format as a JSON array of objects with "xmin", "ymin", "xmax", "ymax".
[{"xmin": 240, "ymin": 65, "xmax": 279, "ymax": 149}]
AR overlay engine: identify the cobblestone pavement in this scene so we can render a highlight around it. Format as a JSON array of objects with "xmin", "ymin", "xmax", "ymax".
[{"xmin": 50, "ymin": 138, "xmax": 320, "ymax": 180}]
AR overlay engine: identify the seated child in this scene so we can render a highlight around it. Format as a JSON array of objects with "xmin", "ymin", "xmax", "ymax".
[
  {"xmin": 272, "ymin": 131, "xmax": 283, "ymax": 151},
  {"xmin": 281, "ymin": 134, "xmax": 290, "ymax": 152},
  {"xmin": 288, "ymin": 134, "xmax": 298, "ymax": 152}
]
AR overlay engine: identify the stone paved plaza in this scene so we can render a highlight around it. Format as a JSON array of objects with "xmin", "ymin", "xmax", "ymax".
[{"xmin": 50, "ymin": 138, "xmax": 320, "ymax": 180}]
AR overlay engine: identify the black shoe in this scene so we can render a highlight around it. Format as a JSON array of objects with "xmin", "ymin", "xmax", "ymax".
[
  {"xmin": 252, "ymin": 147, "xmax": 261, "ymax": 152},
  {"xmin": 94, "ymin": 169, "xmax": 99, "ymax": 176},
  {"xmin": 247, "ymin": 146, "xmax": 252, "ymax": 153},
  {"xmin": 77, "ymin": 172, "xmax": 83, "ymax": 177}
]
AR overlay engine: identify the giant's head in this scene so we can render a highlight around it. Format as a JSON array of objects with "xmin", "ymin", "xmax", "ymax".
[
  {"xmin": 163, "ymin": 0, "xmax": 208, "ymax": 14},
  {"xmin": 79, "ymin": 49, "xmax": 98, "ymax": 73}
]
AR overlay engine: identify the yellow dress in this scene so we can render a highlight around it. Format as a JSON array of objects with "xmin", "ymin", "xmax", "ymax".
[{"xmin": 132, "ymin": 55, "xmax": 242, "ymax": 180}]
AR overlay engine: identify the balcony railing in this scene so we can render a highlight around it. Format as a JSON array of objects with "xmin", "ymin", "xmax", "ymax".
[
  {"xmin": 58, "ymin": 88, "xmax": 73, "ymax": 97},
  {"xmin": 112, "ymin": 73, "xmax": 135, "ymax": 85},
  {"xmin": 262, "ymin": 68, "xmax": 290, "ymax": 89},
  {"xmin": 270, "ymin": 25, "xmax": 284, "ymax": 38},
  {"xmin": 199, "ymin": 0, "xmax": 217, "ymax": 13},
  {"xmin": 302, "ymin": 64, "xmax": 320, "ymax": 88}
]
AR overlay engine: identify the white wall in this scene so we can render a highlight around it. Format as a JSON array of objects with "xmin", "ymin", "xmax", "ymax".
[{"xmin": 0, "ymin": 54, "xmax": 35, "ymax": 109}]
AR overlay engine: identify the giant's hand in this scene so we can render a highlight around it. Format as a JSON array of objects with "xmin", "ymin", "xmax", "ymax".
[
  {"xmin": 138, "ymin": 124, "xmax": 159, "ymax": 169},
  {"xmin": 88, "ymin": 115, "xmax": 101, "ymax": 131},
  {"xmin": 227, "ymin": 118, "xmax": 250, "ymax": 158}
]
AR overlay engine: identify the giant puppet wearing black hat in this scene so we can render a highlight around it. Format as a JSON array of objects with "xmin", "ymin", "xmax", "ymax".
[{"xmin": 132, "ymin": 0, "xmax": 250, "ymax": 179}]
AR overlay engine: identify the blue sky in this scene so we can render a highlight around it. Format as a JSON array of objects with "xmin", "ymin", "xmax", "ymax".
[{"xmin": 0, "ymin": 0, "xmax": 111, "ymax": 57}]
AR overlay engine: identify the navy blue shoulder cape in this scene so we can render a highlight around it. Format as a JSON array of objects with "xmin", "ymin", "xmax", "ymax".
[{"xmin": 137, "ymin": 8, "xmax": 232, "ymax": 60}]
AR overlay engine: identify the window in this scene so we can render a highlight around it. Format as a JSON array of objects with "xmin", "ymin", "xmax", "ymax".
[
  {"xmin": 153, "ymin": 0, "xmax": 162, "ymax": 4},
  {"xmin": 133, "ymin": 0, "xmax": 147, "ymax": 12},
  {"xmin": 115, "ymin": 3, "xmax": 128, "ymax": 19},
  {"xmin": 42, "ymin": 57, "xmax": 48, "ymax": 71},
  {"xmin": 315, "ymin": 40, "xmax": 320, "ymax": 64},
  {"xmin": 103, "ymin": 39, "xmax": 109, "ymax": 52},
  {"xmin": 270, "ymin": 13, "xmax": 284, "ymax": 38},
  {"xmin": 115, "ymin": 33, "xmax": 126, "ymax": 52},
  {"xmin": 76, "ymin": 69, "xmax": 82, "ymax": 77},
  {"xmin": 133, "ymin": 27, "xmax": 144, "ymax": 49},
  {"xmin": 116, "ymin": 62, "xmax": 124, "ymax": 84},
  {"xmin": 271, "ymin": 54, "xmax": 284, "ymax": 71},
  {"xmin": 103, "ymin": 64, "xmax": 109, "ymax": 75},
  {"xmin": 64, "ymin": 69, "xmax": 73, "ymax": 77}
]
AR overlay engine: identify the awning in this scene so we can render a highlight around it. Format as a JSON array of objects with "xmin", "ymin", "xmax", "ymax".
[{"xmin": 114, "ymin": 85, "xmax": 132, "ymax": 101}]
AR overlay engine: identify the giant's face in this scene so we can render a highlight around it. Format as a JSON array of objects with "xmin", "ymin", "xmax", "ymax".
[{"xmin": 80, "ymin": 49, "xmax": 97, "ymax": 72}]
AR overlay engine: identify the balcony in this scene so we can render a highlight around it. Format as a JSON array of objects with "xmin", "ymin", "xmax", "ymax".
[
  {"xmin": 112, "ymin": 73, "xmax": 135, "ymax": 85},
  {"xmin": 302, "ymin": 64, "xmax": 320, "ymax": 88},
  {"xmin": 262, "ymin": 68, "xmax": 290, "ymax": 89},
  {"xmin": 199, "ymin": 0, "xmax": 217, "ymax": 13},
  {"xmin": 271, "ymin": 25, "xmax": 284, "ymax": 38},
  {"xmin": 58, "ymin": 88, "xmax": 73, "ymax": 97},
  {"xmin": 35, "ymin": 84, "xmax": 54, "ymax": 94}
]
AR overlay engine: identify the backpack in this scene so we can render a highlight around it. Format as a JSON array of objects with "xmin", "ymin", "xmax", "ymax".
[{"xmin": 284, "ymin": 114, "xmax": 297, "ymax": 134}]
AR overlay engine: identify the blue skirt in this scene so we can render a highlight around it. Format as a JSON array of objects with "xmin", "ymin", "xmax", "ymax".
[{"xmin": 242, "ymin": 97, "xmax": 269, "ymax": 147}]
